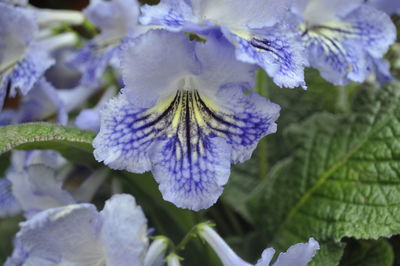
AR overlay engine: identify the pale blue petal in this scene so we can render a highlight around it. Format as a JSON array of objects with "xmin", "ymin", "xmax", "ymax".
[
  {"xmin": 255, "ymin": 248, "xmax": 275, "ymax": 266},
  {"xmin": 45, "ymin": 48, "xmax": 82, "ymax": 89},
  {"xmin": 99, "ymin": 194, "xmax": 149, "ymax": 266},
  {"xmin": 272, "ymin": 238, "xmax": 320, "ymax": 266},
  {"xmin": 300, "ymin": 4, "xmax": 396, "ymax": 85},
  {"xmin": 345, "ymin": 5, "xmax": 396, "ymax": 58},
  {"xmin": 0, "ymin": 0, "xmax": 27, "ymax": 5},
  {"xmin": 7, "ymin": 164, "xmax": 75, "ymax": 218},
  {"xmin": 306, "ymin": 37, "xmax": 368, "ymax": 85},
  {"xmin": 7, "ymin": 45, "xmax": 55, "ymax": 97},
  {"xmin": 366, "ymin": 0, "xmax": 400, "ymax": 15},
  {"xmin": 151, "ymin": 136, "xmax": 231, "ymax": 210},
  {"xmin": 93, "ymin": 93, "xmax": 157, "ymax": 173},
  {"xmin": 16, "ymin": 78, "xmax": 67, "ymax": 125},
  {"xmin": 0, "ymin": 3, "xmax": 36, "ymax": 72},
  {"xmin": 293, "ymin": 0, "xmax": 364, "ymax": 24},
  {"xmin": 57, "ymin": 85, "xmax": 99, "ymax": 113},
  {"xmin": 228, "ymin": 24, "xmax": 307, "ymax": 88},
  {"xmin": 213, "ymin": 86, "xmax": 280, "ymax": 163},
  {"xmin": 11, "ymin": 150, "xmax": 66, "ymax": 171},
  {"xmin": 85, "ymin": 0, "xmax": 140, "ymax": 40},
  {"xmin": 68, "ymin": 42, "xmax": 122, "ymax": 88},
  {"xmin": 140, "ymin": 0, "xmax": 195, "ymax": 31},
  {"xmin": 191, "ymin": 0, "xmax": 293, "ymax": 29},
  {"xmin": 367, "ymin": 56, "xmax": 393, "ymax": 85},
  {"xmin": 194, "ymin": 32, "xmax": 257, "ymax": 95},
  {"xmin": 120, "ymin": 30, "xmax": 199, "ymax": 108},
  {"xmin": 198, "ymin": 224, "xmax": 251, "ymax": 266},
  {"xmin": 7, "ymin": 204, "xmax": 103, "ymax": 266},
  {"xmin": 7, "ymin": 194, "xmax": 149, "ymax": 266},
  {"xmin": 0, "ymin": 178, "xmax": 21, "ymax": 217},
  {"xmin": 0, "ymin": 109, "xmax": 16, "ymax": 126},
  {"xmin": 75, "ymin": 109, "xmax": 100, "ymax": 132}
]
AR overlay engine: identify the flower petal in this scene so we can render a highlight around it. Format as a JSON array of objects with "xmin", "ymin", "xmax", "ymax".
[
  {"xmin": 227, "ymin": 24, "xmax": 307, "ymax": 88},
  {"xmin": 93, "ymin": 93, "xmax": 158, "ymax": 173},
  {"xmin": 120, "ymin": 30, "xmax": 199, "ymax": 108},
  {"xmin": 7, "ymin": 164, "xmax": 75, "ymax": 218},
  {"xmin": 84, "ymin": 0, "xmax": 140, "ymax": 41},
  {"xmin": 8, "ymin": 204, "xmax": 103, "ymax": 265},
  {"xmin": 7, "ymin": 45, "xmax": 55, "ymax": 97},
  {"xmin": 75, "ymin": 108, "xmax": 101, "ymax": 132},
  {"xmin": 151, "ymin": 135, "xmax": 231, "ymax": 210},
  {"xmin": 255, "ymin": 248, "xmax": 275, "ymax": 266},
  {"xmin": 300, "ymin": 4, "xmax": 396, "ymax": 85},
  {"xmin": 0, "ymin": 178, "xmax": 21, "ymax": 217},
  {"xmin": 272, "ymin": 238, "xmax": 320, "ymax": 266},
  {"xmin": 69, "ymin": 42, "xmax": 122, "ymax": 88},
  {"xmin": 192, "ymin": 0, "xmax": 292, "ymax": 29},
  {"xmin": 213, "ymin": 86, "xmax": 280, "ymax": 163},
  {"xmin": 140, "ymin": 0, "xmax": 196, "ymax": 31},
  {"xmin": 100, "ymin": 194, "xmax": 149, "ymax": 266}
]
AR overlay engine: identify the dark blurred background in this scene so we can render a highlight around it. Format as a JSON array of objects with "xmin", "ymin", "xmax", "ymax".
[{"xmin": 30, "ymin": 0, "xmax": 160, "ymax": 9}]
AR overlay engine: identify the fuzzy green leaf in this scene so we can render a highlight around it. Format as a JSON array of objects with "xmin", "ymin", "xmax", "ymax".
[
  {"xmin": 251, "ymin": 82, "xmax": 400, "ymax": 258},
  {"xmin": 0, "ymin": 123, "xmax": 96, "ymax": 166}
]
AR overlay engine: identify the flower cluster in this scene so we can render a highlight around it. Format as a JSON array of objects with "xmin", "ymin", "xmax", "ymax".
[{"xmin": 0, "ymin": 0, "xmax": 398, "ymax": 265}]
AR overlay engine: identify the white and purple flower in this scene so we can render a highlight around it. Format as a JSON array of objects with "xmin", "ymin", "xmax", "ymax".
[
  {"xmin": 198, "ymin": 224, "xmax": 319, "ymax": 266},
  {"xmin": 292, "ymin": 0, "xmax": 396, "ymax": 85},
  {"xmin": 5, "ymin": 194, "xmax": 167, "ymax": 266},
  {"xmin": 93, "ymin": 30, "xmax": 280, "ymax": 210},
  {"xmin": 140, "ymin": 0, "xmax": 308, "ymax": 89}
]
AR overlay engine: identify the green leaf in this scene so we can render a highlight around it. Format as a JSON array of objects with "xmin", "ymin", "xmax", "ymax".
[
  {"xmin": 339, "ymin": 239, "xmax": 394, "ymax": 266},
  {"xmin": 0, "ymin": 123, "xmax": 97, "ymax": 166},
  {"xmin": 0, "ymin": 216, "xmax": 23, "ymax": 264},
  {"xmin": 309, "ymin": 241, "xmax": 346, "ymax": 266},
  {"xmin": 251, "ymin": 82, "xmax": 400, "ymax": 253}
]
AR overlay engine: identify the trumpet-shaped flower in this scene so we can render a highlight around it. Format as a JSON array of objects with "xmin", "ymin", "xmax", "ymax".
[
  {"xmin": 292, "ymin": 0, "xmax": 396, "ymax": 85},
  {"xmin": 140, "ymin": 0, "xmax": 308, "ymax": 88},
  {"xmin": 70, "ymin": 0, "xmax": 147, "ymax": 87},
  {"xmin": 198, "ymin": 224, "xmax": 319, "ymax": 266},
  {"xmin": 93, "ymin": 30, "xmax": 280, "ymax": 210},
  {"xmin": 0, "ymin": 1, "xmax": 84, "ymax": 110},
  {"xmin": 0, "ymin": 2, "xmax": 53, "ymax": 108},
  {"xmin": 5, "ymin": 194, "xmax": 165, "ymax": 266}
]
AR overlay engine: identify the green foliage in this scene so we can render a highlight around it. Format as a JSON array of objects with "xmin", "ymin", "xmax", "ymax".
[
  {"xmin": 0, "ymin": 122, "xmax": 97, "ymax": 166},
  {"xmin": 339, "ymin": 239, "xmax": 394, "ymax": 266},
  {"xmin": 0, "ymin": 216, "xmax": 23, "ymax": 264},
  {"xmin": 248, "ymin": 82, "xmax": 400, "ymax": 264}
]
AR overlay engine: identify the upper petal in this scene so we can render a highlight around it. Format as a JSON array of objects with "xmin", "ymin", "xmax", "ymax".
[
  {"xmin": 85, "ymin": 0, "xmax": 140, "ymax": 41},
  {"xmin": 293, "ymin": 0, "xmax": 364, "ymax": 24},
  {"xmin": 192, "ymin": 0, "xmax": 293, "ymax": 29},
  {"xmin": 0, "ymin": 2, "xmax": 36, "ymax": 73},
  {"xmin": 300, "ymin": 4, "xmax": 396, "ymax": 85},
  {"xmin": 140, "ymin": 0, "xmax": 196, "ymax": 31},
  {"xmin": 226, "ymin": 24, "xmax": 307, "ymax": 88},
  {"xmin": 120, "ymin": 30, "xmax": 199, "ymax": 108},
  {"xmin": 194, "ymin": 32, "xmax": 257, "ymax": 97}
]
